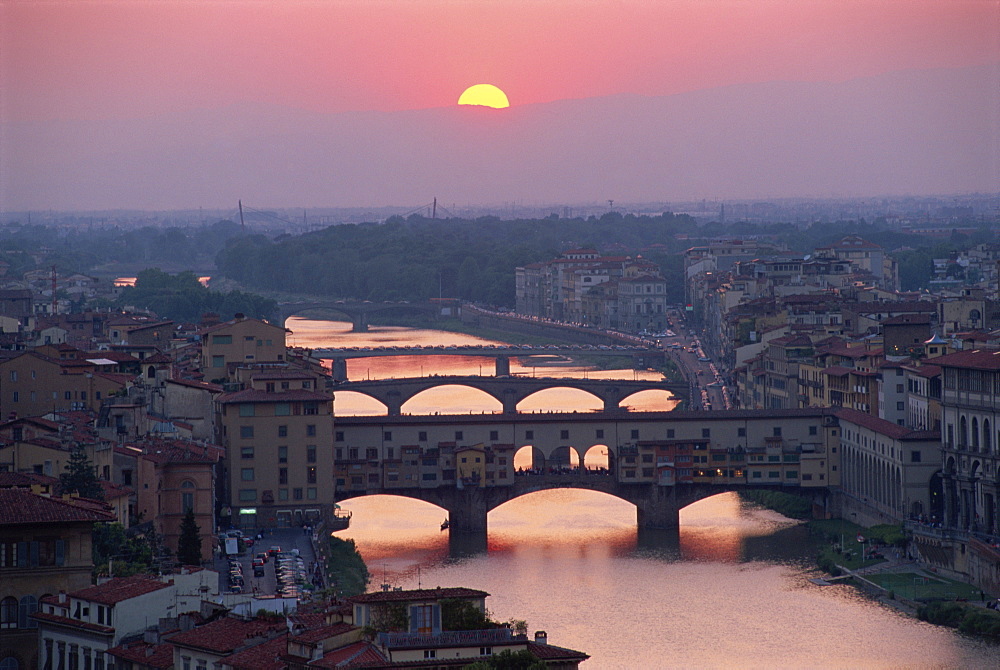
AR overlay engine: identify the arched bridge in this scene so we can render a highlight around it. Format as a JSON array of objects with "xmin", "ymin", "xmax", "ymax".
[
  {"xmin": 278, "ymin": 300, "xmax": 443, "ymax": 331},
  {"xmin": 332, "ymin": 375, "xmax": 687, "ymax": 414}
]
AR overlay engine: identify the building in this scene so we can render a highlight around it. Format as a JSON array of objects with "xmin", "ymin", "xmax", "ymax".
[
  {"xmin": 937, "ymin": 349, "xmax": 1000, "ymax": 536},
  {"xmin": 0, "ymin": 488, "xmax": 115, "ymax": 670},
  {"xmin": 34, "ymin": 576, "xmax": 177, "ymax": 670},
  {"xmin": 133, "ymin": 437, "xmax": 224, "ymax": 564},
  {"xmin": 348, "ymin": 587, "xmax": 588, "ymax": 668},
  {"xmin": 836, "ymin": 408, "xmax": 941, "ymax": 524},
  {"xmin": 200, "ymin": 316, "xmax": 288, "ymax": 382},
  {"xmin": 216, "ymin": 384, "xmax": 335, "ymax": 530}
]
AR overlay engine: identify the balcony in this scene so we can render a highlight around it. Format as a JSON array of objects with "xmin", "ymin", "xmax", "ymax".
[{"xmin": 378, "ymin": 628, "xmax": 521, "ymax": 650}]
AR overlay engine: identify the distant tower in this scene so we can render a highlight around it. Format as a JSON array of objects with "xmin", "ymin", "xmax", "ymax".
[{"xmin": 720, "ymin": 203, "xmax": 726, "ymax": 223}]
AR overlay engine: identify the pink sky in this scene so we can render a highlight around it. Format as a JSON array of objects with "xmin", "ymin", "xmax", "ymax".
[{"xmin": 2, "ymin": 0, "xmax": 997, "ymax": 123}]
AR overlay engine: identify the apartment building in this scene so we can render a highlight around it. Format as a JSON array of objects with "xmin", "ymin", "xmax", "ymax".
[
  {"xmin": 0, "ymin": 489, "xmax": 114, "ymax": 670},
  {"xmin": 200, "ymin": 316, "xmax": 288, "ymax": 382},
  {"xmin": 216, "ymin": 384, "xmax": 335, "ymax": 530}
]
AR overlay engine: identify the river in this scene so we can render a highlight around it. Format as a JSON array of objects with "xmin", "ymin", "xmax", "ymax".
[{"xmin": 289, "ymin": 316, "xmax": 996, "ymax": 668}]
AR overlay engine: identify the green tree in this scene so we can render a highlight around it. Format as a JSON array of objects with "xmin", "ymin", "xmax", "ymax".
[
  {"xmin": 59, "ymin": 447, "xmax": 104, "ymax": 500},
  {"xmin": 441, "ymin": 598, "xmax": 496, "ymax": 631},
  {"xmin": 92, "ymin": 522, "xmax": 157, "ymax": 577},
  {"xmin": 176, "ymin": 509, "xmax": 203, "ymax": 566},
  {"xmin": 325, "ymin": 536, "xmax": 370, "ymax": 597}
]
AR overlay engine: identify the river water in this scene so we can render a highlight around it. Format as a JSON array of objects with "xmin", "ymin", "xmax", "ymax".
[{"xmin": 289, "ymin": 317, "xmax": 996, "ymax": 668}]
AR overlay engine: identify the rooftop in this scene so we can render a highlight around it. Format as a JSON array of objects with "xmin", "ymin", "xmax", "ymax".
[
  {"xmin": 0, "ymin": 488, "xmax": 115, "ymax": 525},
  {"xmin": 69, "ymin": 575, "xmax": 172, "ymax": 605}
]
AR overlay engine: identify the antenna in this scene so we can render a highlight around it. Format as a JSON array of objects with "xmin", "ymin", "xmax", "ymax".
[
  {"xmin": 432, "ymin": 197, "xmax": 437, "ymax": 219},
  {"xmin": 238, "ymin": 200, "xmax": 245, "ymax": 231}
]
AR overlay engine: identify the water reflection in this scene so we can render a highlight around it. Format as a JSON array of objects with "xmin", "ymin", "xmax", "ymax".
[{"xmin": 286, "ymin": 317, "xmax": 678, "ymax": 415}]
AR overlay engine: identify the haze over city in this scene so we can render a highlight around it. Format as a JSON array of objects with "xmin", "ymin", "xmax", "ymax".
[{"xmin": 2, "ymin": 0, "xmax": 998, "ymax": 211}]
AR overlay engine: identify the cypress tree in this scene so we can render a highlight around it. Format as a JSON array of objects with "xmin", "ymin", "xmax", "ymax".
[
  {"xmin": 59, "ymin": 447, "xmax": 105, "ymax": 500},
  {"xmin": 177, "ymin": 509, "xmax": 202, "ymax": 566}
]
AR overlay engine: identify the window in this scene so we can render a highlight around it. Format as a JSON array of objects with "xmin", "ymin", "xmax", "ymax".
[
  {"xmin": 241, "ymin": 447, "xmax": 254, "ymax": 459},
  {"xmin": 307, "ymin": 446, "xmax": 316, "ymax": 463},
  {"xmin": 306, "ymin": 424, "xmax": 317, "ymax": 437},
  {"xmin": 212, "ymin": 335, "xmax": 232, "ymax": 344},
  {"xmin": 278, "ymin": 446, "xmax": 287, "ymax": 463},
  {"xmin": 18, "ymin": 596, "xmax": 37, "ymax": 629},
  {"xmin": 0, "ymin": 597, "xmax": 16, "ymax": 629},
  {"xmin": 809, "ymin": 426, "xmax": 817, "ymax": 436},
  {"xmin": 293, "ymin": 488, "xmax": 303, "ymax": 500},
  {"xmin": 455, "ymin": 431, "xmax": 464, "ymax": 440},
  {"xmin": 490, "ymin": 430, "xmax": 499, "ymax": 441},
  {"xmin": 911, "ymin": 450, "xmax": 922, "ymax": 463},
  {"xmin": 279, "ymin": 468, "xmax": 288, "ymax": 485},
  {"xmin": 274, "ymin": 403, "xmax": 291, "ymax": 416},
  {"xmin": 239, "ymin": 404, "xmax": 255, "ymax": 417},
  {"xmin": 366, "ymin": 448, "xmax": 377, "ymax": 460},
  {"xmin": 122, "ymin": 469, "xmax": 133, "ymax": 486},
  {"xmin": 241, "ymin": 468, "xmax": 254, "ymax": 481},
  {"xmin": 304, "ymin": 402, "xmax": 319, "ymax": 415},
  {"xmin": 596, "ymin": 429, "xmax": 604, "ymax": 439},
  {"xmin": 630, "ymin": 429, "xmax": 639, "ymax": 439},
  {"xmin": 182, "ymin": 492, "xmax": 194, "ymax": 512},
  {"xmin": 423, "ymin": 650, "xmax": 437, "ymax": 659},
  {"xmin": 307, "ymin": 487, "xmax": 317, "ymax": 499},
  {"xmin": 525, "ymin": 430, "xmax": 534, "ymax": 439},
  {"xmin": 896, "ymin": 401, "xmax": 905, "ymax": 411},
  {"xmin": 384, "ymin": 431, "xmax": 392, "ymax": 441},
  {"xmin": 666, "ymin": 429, "xmax": 675, "ymax": 438},
  {"xmin": 307, "ymin": 467, "xmax": 317, "ymax": 484},
  {"xmin": 279, "ymin": 489, "xmax": 289, "ymax": 500},
  {"xmin": 418, "ymin": 431, "xmax": 427, "ymax": 441},
  {"xmin": 278, "ymin": 425, "xmax": 288, "ymax": 438},
  {"xmin": 738, "ymin": 427, "xmax": 746, "ymax": 437},
  {"xmin": 702, "ymin": 429, "xmax": 711, "ymax": 438},
  {"xmin": 335, "ymin": 431, "xmax": 344, "ymax": 442},
  {"xmin": 561, "ymin": 430, "xmax": 569, "ymax": 439},
  {"xmin": 240, "ymin": 426, "xmax": 254, "ymax": 439},
  {"xmin": 212, "ymin": 355, "xmax": 225, "ymax": 367},
  {"xmin": 773, "ymin": 427, "xmax": 782, "ymax": 437}
]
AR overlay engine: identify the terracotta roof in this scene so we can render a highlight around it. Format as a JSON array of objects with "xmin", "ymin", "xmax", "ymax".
[
  {"xmin": 883, "ymin": 313, "xmax": 932, "ymax": 325},
  {"xmin": 71, "ymin": 575, "xmax": 172, "ymax": 605},
  {"xmin": 834, "ymin": 408, "xmax": 940, "ymax": 441},
  {"xmin": 349, "ymin": 587, "xmax": 488, "ymax": 605},
  {"xmin": 220, "ymin": 632, "xmax": 288, "ymax": 670},
  {"xmin": 526, "ymin": 641, "xmax": 590, "ymax": 662},
  {"xmin": 0, "ymin": 489, "xmax": 115, "ymax": 525},
  {"xmin": 106, "ymin": 641, "xmax": 174, "ymax": 669},
  {"xmin": 169, "ymin": 616, "xmax": 287, "ymax": 654},
  {"xmin": 931, "ymin": 349, "xmax": 1000, "ymax": 371},
  {"xmin": 292, "ymin": 621, "xmax": 355, "ymax": 644},
  {"xmin": 32, "ymin": 610, "xmax": 115, "ymax": 635},
  {"xmin": 134, "ymin": 438, "xmax": 224, "ymax": 465},
  {"xmin": 217, "ymin": 388, "xmax": 331, "ymax": 404},
  {"xmin": 310, "ymin": 641, "xmax": 386, "ymax": 668},
  {"xmin": 167, "ymin": 377, "xmax": 223, "ymax": 392},
  {"xmin": 0, "ymin": 471, "xmax": 58, "ymax": 488},
  {"xmin": 821, "ymin": 366, "xmax": 852, "ymax": 376}
]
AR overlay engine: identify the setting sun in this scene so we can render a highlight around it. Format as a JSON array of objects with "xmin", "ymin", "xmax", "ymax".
[{"xmin": 457, "ymin": 84, "xmax": 509, "ymax": 109}]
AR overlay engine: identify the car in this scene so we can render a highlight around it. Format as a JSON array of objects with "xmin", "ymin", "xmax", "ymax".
[
  {"xmin": 698, "ymin": 356, "xmax": 711, "ymax": 362},
  {"xmin": 252, "ymin": 557, "xmax": 265, "ymax": 567},
  {"xmin": 255, "ymin": 552, "xmax": 269, "ymax": 563},
  {"xmin": 268, "ymin": 545, "xmax": 282, "ymax": 556},
  {"xmin": 253, "ymin": 566, "xmax": 265, "ymax": 578}
]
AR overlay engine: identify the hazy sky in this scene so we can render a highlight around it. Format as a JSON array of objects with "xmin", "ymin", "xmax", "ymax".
[{"xmin": 3, "ymin": 0, "xmax": 997, "ymax": 123}]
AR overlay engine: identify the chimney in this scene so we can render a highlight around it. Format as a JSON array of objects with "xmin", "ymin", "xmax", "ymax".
[
  {"xmin": 58, "ymin": 591, "xmax": 66, "ymax": 604},
  {"xmin": 534, "ymin": 631, "xmax": 547, "ymax": 645}
]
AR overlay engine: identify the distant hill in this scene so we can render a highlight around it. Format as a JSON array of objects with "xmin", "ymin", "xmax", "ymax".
[{"xmin": 3, "ymin": 63, "xmax": 997, "ymax": 210}]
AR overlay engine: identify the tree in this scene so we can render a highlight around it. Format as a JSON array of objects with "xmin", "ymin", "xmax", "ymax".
[
  {"xmin": 60, "ymin": 447, "xmax": 104, "ymax": 500},
  {"xmin": 176, "ymin": 509, "xmax": 203, "ymax": 566},
  {"xmin": 92, "ymin": 522, "xmax": 156, "ymax": 577}
]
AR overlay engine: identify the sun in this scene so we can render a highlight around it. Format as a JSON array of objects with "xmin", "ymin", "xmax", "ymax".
[{"xmin": 457, "ymin": 84, "xmax": 510, "ymax": 109}]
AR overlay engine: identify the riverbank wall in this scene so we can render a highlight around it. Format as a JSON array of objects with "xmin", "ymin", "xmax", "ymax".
[
  {"xmin": 908, "ymin": 524, "xmax": 1000, "ymax": 595},
  {"xmin": 461, "ymin": 305, "xmax": 657, "ymax": 350}
]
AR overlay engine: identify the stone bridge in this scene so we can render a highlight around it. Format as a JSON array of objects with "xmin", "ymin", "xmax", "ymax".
[
  {"xmin": 332, "ymin": 375, "xmax": 687, "ymax": 414},
  {"xmin": 336, "ymin": 474, "xmax": 812, "ymax": 536},
  {"xmin": 278, "ymin": 300, "xmax": 443, "ymax": 331}
]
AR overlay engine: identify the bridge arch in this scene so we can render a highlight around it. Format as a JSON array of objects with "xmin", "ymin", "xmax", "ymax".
[
  {"xmin": 516, "ymin": 387, "xmax": 604, "ymax": 413},
  {"xmin": 619, "ymin": 389, "xmax": 679, "ymax": 411},
  {"xmin": 583, "ymin": 444, "xmax": 611, "ymax": 471},
  {"xmin": 402, "ymin": 385, "xmax": 503, "ymax": 415},
  {"xmin": 332, "ymin": 390, "xmax": 390, "ymax": 416},
  {"xmin": 514, "ymin": 445, "xmax": 546, "ymax": 471}
]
